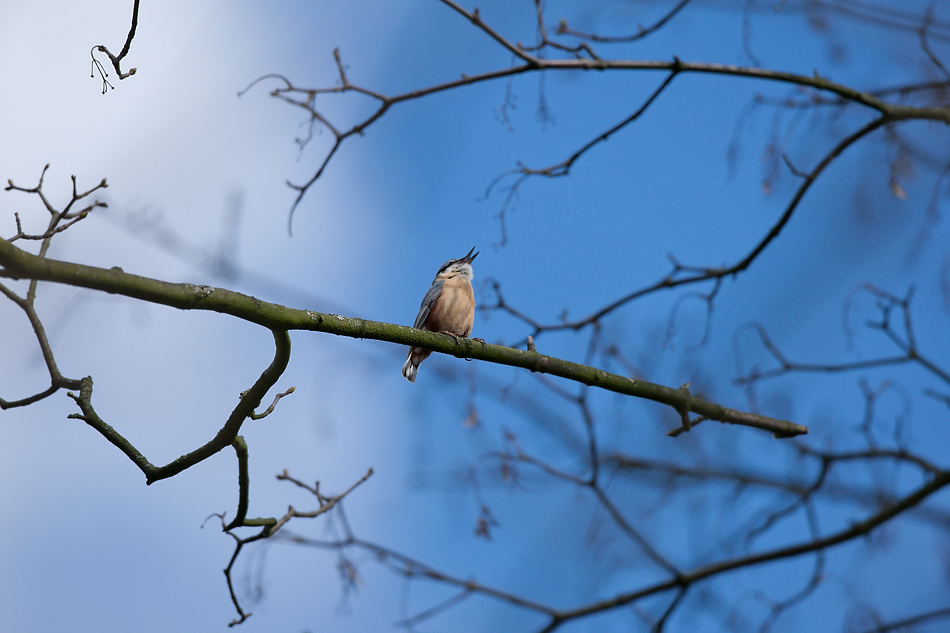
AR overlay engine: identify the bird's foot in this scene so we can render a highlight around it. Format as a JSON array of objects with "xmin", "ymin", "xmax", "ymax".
[{"xmin": 438, "ymin": 331, "xmax": 464, "ymax": 347}]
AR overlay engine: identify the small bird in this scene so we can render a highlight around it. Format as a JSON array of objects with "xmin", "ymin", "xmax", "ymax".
[{"xmin": 402, "ymin": 247, "xmax": 478, "ymax": 383}]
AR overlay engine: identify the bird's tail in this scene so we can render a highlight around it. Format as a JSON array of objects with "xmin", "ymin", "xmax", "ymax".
[{"xmin": 401, "ymin": 354, "xmax": 418, "ymax": 383}]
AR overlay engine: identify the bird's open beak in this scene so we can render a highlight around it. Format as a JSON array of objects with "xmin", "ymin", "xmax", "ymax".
[{"xmin": 463, "ymin": 247, "xmax": 478, "ymax": 263}]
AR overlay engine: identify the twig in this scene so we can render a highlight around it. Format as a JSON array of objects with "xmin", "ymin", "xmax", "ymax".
[{"xmin": 90, "ymin": 0, "xmax": 140, "ymax": 93}]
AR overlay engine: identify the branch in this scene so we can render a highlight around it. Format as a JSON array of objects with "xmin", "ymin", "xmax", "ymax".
[
  {"xmin": 0, "ymin": 280, "xmax": 82, "ymax": 408},
  {"xmin": 257, "ymin": 4, "xmax": 949, "ymax": 219},
  {"xmin": 277, "ymin": 466, "xmax": 950, "ymax": 633},
  {"xmin": 439, "ymin": 1, "xmax": 538, "ymax": 63},
  {"xmin": 228, "ymin": 436, "xmax": 250, "ymax": 530},
  {"xmin": 483, "ymin": 116, "xmax": 889, "ymax": 339},
  {"xmin": 249, "ymin": 386, "xmax": 295, "ymax": 420},
  {"xmin": 734, "ymin": 322, "xmax": 913, "ymax": 385},
  {"xmin": 0, "ymin": 168, "xmax": 106, "ymax": 407},
  {"xmin": 858, "ymin": 605, "xmax": 950, "ymax": 633},
  {"xmin": 90, "ymin": 0, "xmax": 140, "ymax": 93},
  {"xmin": 221, "ymin": 468, "xmax": 374, "ymax": 624},
  {"xmin": 554, "ymin": 0, "xmax": 694, "ymax": 44},
  {"xmin": 267, "ymin": 468, "xmax": 373, "ymax": 535},
  {"xmin": 504, "ymin": 67, "xmax": 680, "ymax": 181},
  {"xmin": 278, "ymin": 531, "xmax": 557, "ymax": 617},
  {"xmin": 66, "ymin": 329, "xmax": 291, "ymax": 484},
  {"xmin": 0, "ymin": 239, "xmax": 807, "ymax": 438},
  {"xmin": 542, "ymin": 467, "xmax": 950, "ymax": 629}
]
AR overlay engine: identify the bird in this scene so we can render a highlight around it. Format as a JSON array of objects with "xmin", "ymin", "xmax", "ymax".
[{"xmin": 402, "ymin": 247, "xmax": 478, "ymax": 383}]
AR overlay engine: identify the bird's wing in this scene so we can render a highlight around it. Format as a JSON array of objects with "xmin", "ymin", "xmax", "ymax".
[{"xmin": 413, "ymin": 278, "xmax": 444, "ymax": 330}]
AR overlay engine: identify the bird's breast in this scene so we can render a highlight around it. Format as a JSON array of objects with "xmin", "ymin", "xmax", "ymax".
[{"xmin": 425, "ymin": 278, "xmax": 475, "ymax": 336}]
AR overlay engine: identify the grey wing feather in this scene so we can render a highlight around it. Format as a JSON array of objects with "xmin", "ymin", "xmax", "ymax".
[{"xmin": 413, "ymin": 279, "xmax": 444, "ymax": 329}]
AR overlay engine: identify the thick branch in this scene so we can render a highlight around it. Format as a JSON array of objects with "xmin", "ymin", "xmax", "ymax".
[
  {"xmin": 66, "ymin": 329, "xmax": 291, "ymax": 484},
  {"xmin": 227, "ymin": 436, "xmax": 250, "ymax": 530},
  {"xmin": 0, "ymin": 239, "xmax": 806, "ymax": 438}
]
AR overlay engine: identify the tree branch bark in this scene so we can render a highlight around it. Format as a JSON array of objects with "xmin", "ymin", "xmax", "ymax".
[{"xmin": 0, "ymin": 238, "xmax": 807, "ymax": 438}]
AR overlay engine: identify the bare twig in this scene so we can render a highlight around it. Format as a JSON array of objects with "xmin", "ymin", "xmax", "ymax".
[
  {"xmin": 220, "ymin": 467, "xmax": 374, "ymax": 623},
  {"xmin": 272, "ymin": 466, "xmax": 950, "ymax": 633},
  {"xmin": 251, "ymin": 1, "xmax": 947, "ymax": 228},
  {"xmin": 90, "ymin": 0, "xmax": 140, "ymax": 93},
  {"xmin": 553, "ymin": 0, "xmax": 694, "ymax": 45},
  {"xmin": 857, "ymin": 604, "xmax": 950, "ymax": 633},
  {"xmin": 249, "ymin": 386, "xmax": 295, "ymax": 420},
  {"xmin": 1, "ymin": 168, "xmax": 106, "ymax": 407}
]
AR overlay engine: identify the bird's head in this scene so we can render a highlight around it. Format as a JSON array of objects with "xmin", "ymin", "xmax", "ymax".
[{"xmin": 436, "ymin": 247, "xmax": 478, "ymax": 280}]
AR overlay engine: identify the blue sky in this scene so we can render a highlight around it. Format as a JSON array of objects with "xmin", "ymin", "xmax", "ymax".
[{"xmin": 1, "ymin": 1, "xmax": 949, "ymax": 632}]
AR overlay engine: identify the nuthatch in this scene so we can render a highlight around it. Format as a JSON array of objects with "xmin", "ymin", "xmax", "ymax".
[{"xmin": 402, "ymin": 247, "xmax": 479, "ymax": 383}]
